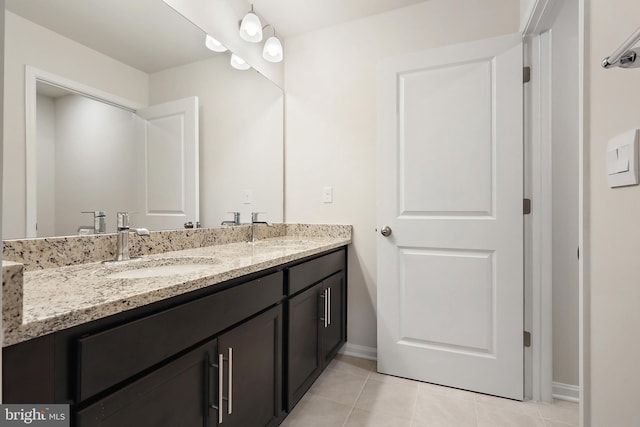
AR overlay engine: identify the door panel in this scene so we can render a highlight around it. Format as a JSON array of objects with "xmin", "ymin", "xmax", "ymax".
[
  {"xmin": 400, "ymin": 60, "xmax": 493, "ymax": 216},
  {"xmin": 400, "ymin": 249, "xmax": 494, "ymax": 354},
  {"xmin": 135, "ymin": 96, "xmax": 199, "ymax": 230},
  {"xmin": 286, "ymin": 285, "xmax": 322, "ymax": 410},
  {"xmin": 218, "ymin": 305, "xmax": 282, "ymax": 427},
  {"xmin": 377, "ymin": 33, "xmax": 524, "ymax": 400},
  {"xmin": 322, "ymin": 273, "xmax": 345, "ymax": 364},
  {"xmin": 76, "ymin": 339, "xmax": 215, "ymax": 427}
]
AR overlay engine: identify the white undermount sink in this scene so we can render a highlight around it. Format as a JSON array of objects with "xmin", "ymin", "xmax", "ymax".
[
  {"xmin": 107, "ymin": 264, "xmax": 215, "ymax": 279},
  {"xmin": 102, "ymin": 256, "xmax": 220, "ymax": 279}
]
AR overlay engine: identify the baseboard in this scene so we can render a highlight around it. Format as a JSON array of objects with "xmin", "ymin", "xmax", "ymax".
[
  {"xmin": 338, "ymin": 343, "xmax": 377, "ymax": 361},
  {"xmin": 552, "ymin": 381, "xmax": 580, "ymax": 403}
]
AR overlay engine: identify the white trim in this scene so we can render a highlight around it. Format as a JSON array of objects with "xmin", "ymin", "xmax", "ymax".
[
  {"xmin": 552, "ymin": 381, "xmax": 580, "ymax": 403},
  {"xmin": 339, "ymin": 343, "xmax": 377, "ymax": 361},
  {"xmin": 577, "ymin": 0, "xmax": 589, "ymax": 424},
  {"xmin": 523, "ymin": 0, "xmax": 562, "ymax": 36},
  {"xmin": 24, "ymin": 66, "xmax": 143, "ymax": 237},
  {"xmin": 525, "ymin": 31, "xmax": 554, "ymax": 403}
]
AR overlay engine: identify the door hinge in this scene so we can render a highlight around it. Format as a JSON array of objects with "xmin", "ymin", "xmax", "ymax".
[
  {"xmin": 523, "ymin": 198, "xmax": 532, "ymax": 215},
  {"xmin": 524, "ymin": 331, "xmax": 531, "ymax": 347},
  {"xmin": 523, "ymin": 66, "xmax": 531, "ymax": 83}
]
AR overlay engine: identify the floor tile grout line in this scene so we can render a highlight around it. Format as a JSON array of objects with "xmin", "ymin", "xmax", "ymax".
[
  {"xmin": 340, "ymin": 370, "xmax": 370, "ymax": 427},
  {"xmin": 473, "ymin": 390, "xmax": 480, "ymax": 427},
  {"xmin": 410, "ymin": 382, "xmax": 421, "ymax": 426}
]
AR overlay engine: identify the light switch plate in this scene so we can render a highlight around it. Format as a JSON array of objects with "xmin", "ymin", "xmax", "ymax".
[
  {"xmin": 243, "ymin": 190, "xmax": 252, "ymax": 204},
  {"xmin": 322, "ymin": 186, "xmax": 333, "ymax": 203},
  {"xmin": 607, "ymin": 129, "xmax": 639, "ymax": 188}
]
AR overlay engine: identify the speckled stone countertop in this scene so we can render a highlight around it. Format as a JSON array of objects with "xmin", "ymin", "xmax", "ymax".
[{"xmin": 2, "ymin": 225, "xmax": 352, "ymax": 347}]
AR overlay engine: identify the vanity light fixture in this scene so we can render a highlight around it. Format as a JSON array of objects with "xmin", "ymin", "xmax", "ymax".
[
  {"xmin": 262, "ymin": 25, "xmax": 283, "ymax": 63},
  {"xmin": 205, "ymin": 34, "xmax": 228, "ymax": 52},
  {"xmin": 239, "ymin": 4, "xmax": 262, "ymax": 43},
  {"xmin": 230, "ymin": 53, "xmax": 251, "ymax": 70}
]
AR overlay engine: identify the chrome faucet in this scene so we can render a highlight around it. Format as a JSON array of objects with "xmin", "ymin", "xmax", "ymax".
[
  {"xmin": 251, "ymin": 212, "xmax": 272, "ymax": 243},
  {"xmin": 79, "ymin": 210, "xmax": 107, "ymax": 234},
  {"xmin": 114, "ymin": 212, "xmax": 150, "ymax": 261},
  {"xmin": 221, "ymin": 212, "xmax": 241, "ymax": 226}
]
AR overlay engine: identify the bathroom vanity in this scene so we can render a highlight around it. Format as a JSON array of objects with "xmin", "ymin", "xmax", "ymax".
[{"xmin": 2, "ymin": 225, "xmax": 350, "ymax": 426}]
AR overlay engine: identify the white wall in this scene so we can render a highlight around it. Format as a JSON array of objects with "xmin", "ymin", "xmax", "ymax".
[
  {"xmin": 586, "ymin": 0, "xmax": 640, "ymax": 424},
  {"xmin": 284, "ymin": 0, "xmax": 519, "ymax": 351},
  {"xmin": 53, "ymin": 95, "xmax": 138, "ymax": 236},
  {"xmin": 149, "ymin": 56, "xmax": 284, "ymax": 227},
  {"xmin": 550, "ymin": 0, "xmax": 579, "ymax": 389},
  {"xmin": 36, "ymin": 95, "xmax": 56, "ymax": 236},
  {"xmin": 3, "ymin": 11, "xmax": 148, "ymax": 238}
]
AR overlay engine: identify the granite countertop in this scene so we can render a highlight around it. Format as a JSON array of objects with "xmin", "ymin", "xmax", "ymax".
[{"xmin": 3, "ymin": 233, "xmax": 351, "ymax": 347}]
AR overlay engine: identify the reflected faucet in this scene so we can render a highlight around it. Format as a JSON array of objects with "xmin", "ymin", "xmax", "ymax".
[
  {"xmin": 251, "ymin": 212, "xmax": 272, "ymax": 243},
  {"xmin": 221, "ymin": 212, "xmax": 241, "ymax": 226},
  {"xmin": 79, "ymin": 210, "xmax": 107, "ymax": 235},
  {"xmin": 114, "ymin": 212, "xmax": 150, "ymax": 261}
]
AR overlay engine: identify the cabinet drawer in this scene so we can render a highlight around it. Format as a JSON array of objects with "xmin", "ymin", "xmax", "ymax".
[
  {"xmin": 287, "ymin": 250, "xmax": 345, "ymax": 295},
  {"xmin": 76, "ymin": 339, "xmax": 217, "ymax": 427},
  {"xmin": 77, "ymin": 271, "xmax": 283, "ymax": 402}
]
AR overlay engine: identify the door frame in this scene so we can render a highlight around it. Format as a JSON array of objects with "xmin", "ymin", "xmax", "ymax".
[
  {"xmin": 522, "ymin": 0, "xmax": 586, "ymax": 421},
  {"xmin": 24, "ymin": 66, "xmax": 143, "ymax": 237}
]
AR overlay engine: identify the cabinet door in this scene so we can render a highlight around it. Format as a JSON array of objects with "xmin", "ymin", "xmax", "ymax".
[
  {"xmin": 322, "ymin": 272, "xmax": 346, "ymax": 364},
  {"xmin": 76, "ymin": 339, "xmax": 217, "ymax": 427},
  {"xmin": 217, "ymin": 305, "xmax": 282, "ymax": 427},
  {"xmin": 286, "ymin": 284, "xmax": 322, "ymax": 410}
]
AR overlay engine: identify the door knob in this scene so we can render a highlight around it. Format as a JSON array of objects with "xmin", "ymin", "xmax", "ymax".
[{"xmin": 380, "ymin": 226, "xmax": 392, "ymax": 237}]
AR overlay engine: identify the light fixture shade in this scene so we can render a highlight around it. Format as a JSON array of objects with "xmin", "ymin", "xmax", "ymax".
[
  {"xmin": 262, "ymin": 36, "xmax": 283, "ymax": 62},
  {"xmin": 230, "ymin": 53, "xmax": 251, "ymax": 70},
  {"xmin": 205, "ymin": 34, "xmax": 227, "ymax": 52},
  {"xmin": 239, "ymin": 11, "xmax": 263, "ymax": 42}
]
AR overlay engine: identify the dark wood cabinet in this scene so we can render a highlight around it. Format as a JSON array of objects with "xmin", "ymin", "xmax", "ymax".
[
  {"xmin": 76, "ymin": 305, "xmax": 283, "ymax": 427},
  {"xmin": 76, "ymin": 339, "xmax": 217, "ymax": 427},
  {"xmin": 286, "ymin": 251, "xmax": 347, "ymax": 411},
  {"xmin": 217, "ymin": 305, "xmax": 282, "ymax": 427},
  {"xmin": 3, "ymin": 246, "xmax": 347, "ymax": 427},
  {"xmin": 286, "ymin": 285, "xmax": 323, "ymax": 409},
  {"xmin": 322, "ymin": 272, "xmax": 346, "ymax": 365}
]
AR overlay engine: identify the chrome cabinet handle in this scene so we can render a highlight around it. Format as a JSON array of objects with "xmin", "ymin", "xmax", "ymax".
[
  {"xmin": 381, "ymin": 226, "xmax": 392, "ymax": 237},
  {"xmin": 228, "ymin": 347, "xmax": 233, "ymax": 415}
]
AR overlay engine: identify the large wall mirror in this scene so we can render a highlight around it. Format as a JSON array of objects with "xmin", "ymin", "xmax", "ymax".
[{"xmin": 3, "ymin": 0, "xmax": 284, "ymax": 239}]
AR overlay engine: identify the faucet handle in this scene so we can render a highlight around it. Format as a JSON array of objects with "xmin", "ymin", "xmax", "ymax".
[
  {"xmin": 116, "ymin": 212, "xmax": 130, "ymax": 229},
  {"xmin": 251, "ymin": 212, "xmax": 266, "ymax": 223},
  {"xmin": 82, "ymin": 211, "xmax": 106, "ymax": 217},
  {"xmin": 227, "ymin": 211, "xmax": 241, "ymax": 225}
]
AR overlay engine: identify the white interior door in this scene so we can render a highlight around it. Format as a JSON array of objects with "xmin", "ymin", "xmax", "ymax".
[
  {"xmin": 135, "ymin": 96, "xmax": 199, "ymax": 230},
  {"xmin": 377, "ymin": 33, "xmax": 524, "ymax": 400}
]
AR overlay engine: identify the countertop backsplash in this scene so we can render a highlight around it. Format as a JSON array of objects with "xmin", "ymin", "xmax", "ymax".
[{"xmin": 2, "ymin": 224, "xmax": 287, "ymax": 271}]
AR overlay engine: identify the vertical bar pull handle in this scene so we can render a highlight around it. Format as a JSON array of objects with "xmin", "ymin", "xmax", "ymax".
[
  {"xmin": 218, "ymin": 353, "xmax": 224, "ymax": 424},
  {"xmin": 228, "ymin": 347, "xmax": 233, "ymax": 415},
  {"xmin": 328, "ymin": 287, "xmax": 331, "ymax": 326},
  {"xmin": 324, "ymin": 289, "xmax": 328, "ymax": 328}
]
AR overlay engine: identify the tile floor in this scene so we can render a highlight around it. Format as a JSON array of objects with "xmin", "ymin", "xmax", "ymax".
[{"xmin": 281, "ymin": 355, "xmax": 579, "ymax": 427}]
